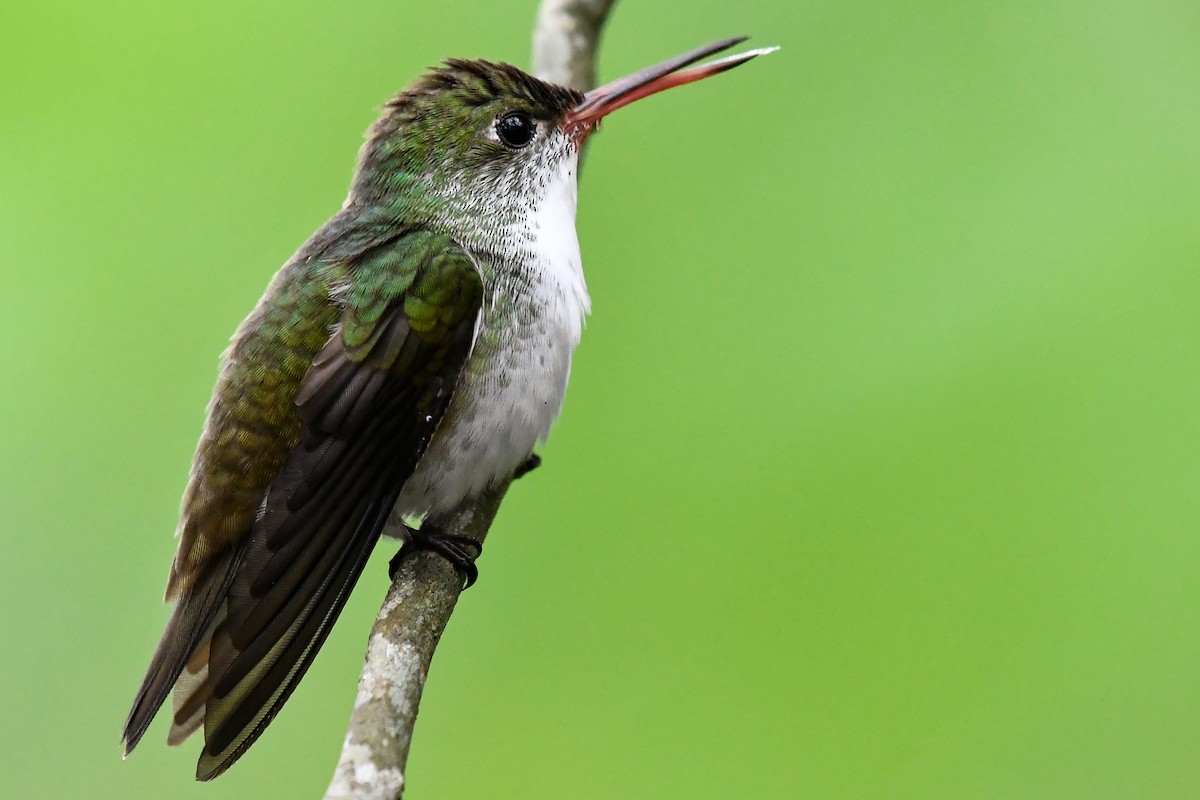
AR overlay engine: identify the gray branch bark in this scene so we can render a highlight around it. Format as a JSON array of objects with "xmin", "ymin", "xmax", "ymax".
[
  {"xmin": 322, "ymin": 3, "xmax": 614, "ymax": 798},
  {"xmin": 533, "ymin": 0, "xmax": 617, "ymax": 89}
]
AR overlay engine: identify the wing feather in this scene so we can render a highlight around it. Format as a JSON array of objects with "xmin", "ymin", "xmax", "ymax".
[{"xmin": 122, "ymin": 232, "xmax": 483, "ymax": 780}]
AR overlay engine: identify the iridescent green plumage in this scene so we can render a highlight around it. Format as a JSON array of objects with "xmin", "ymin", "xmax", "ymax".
[
  {"xmin": 123, "ymin": 38, "xmax": 771, "ymax": 782},
  {"xmin": 128, "ymin": 226, "xmax": 483, "ymax": 777},
  {"xmin": 124, "ymin": 57, "xmax": 587, "ymax": 774}
]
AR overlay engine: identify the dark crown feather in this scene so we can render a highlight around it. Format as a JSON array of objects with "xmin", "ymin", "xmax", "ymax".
[{"xmin": 387, "ymin": 59, "xmax": 583, "ymax": 120}]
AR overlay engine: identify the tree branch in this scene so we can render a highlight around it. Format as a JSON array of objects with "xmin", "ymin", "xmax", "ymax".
[
  {"xmin": 322, "ymin": 4, "xmax": 614, "ymax": 798},
  {"xmin": 322, "ymin": 484, "xmax": 510, "ymax": 800},
  {"xmin": 533, "ymin": 0, "xmax": 618, "ymax": 90}
]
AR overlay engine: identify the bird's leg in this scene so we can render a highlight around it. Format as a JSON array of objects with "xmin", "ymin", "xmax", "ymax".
[
  {"xmin": 390, "ymin": 525, "xmax": 484, "ymax": 589},
  {"xmin": 514, "ymin": 453, "xmax": 541, "ymax": 479},
  {"xmin": 388, "ymin": 455, "xmax": 538, "ymax": 587}
]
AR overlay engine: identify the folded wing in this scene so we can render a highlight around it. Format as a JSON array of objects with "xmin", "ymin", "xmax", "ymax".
[{"xmin": 123, "ymin": 232, "xmax": 483, "ymax": 780}]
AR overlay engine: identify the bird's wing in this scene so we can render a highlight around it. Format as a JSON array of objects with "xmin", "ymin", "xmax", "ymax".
[{"xmin": 123, "ymin": 231, "xmax": 483, "ymax": 780}]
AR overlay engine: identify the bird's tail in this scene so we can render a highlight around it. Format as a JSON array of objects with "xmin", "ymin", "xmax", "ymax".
[{"xmin": 123, "ymin": 548, "xmax": 238, "ymax": 757}]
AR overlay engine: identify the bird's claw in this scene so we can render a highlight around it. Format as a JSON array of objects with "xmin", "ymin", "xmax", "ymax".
[{"xmin": 390, "ymin": 527, "xmax": 483, "ymax": 589}]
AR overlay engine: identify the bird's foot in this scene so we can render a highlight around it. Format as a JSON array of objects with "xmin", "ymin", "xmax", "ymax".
[
  {"xmin": 514, "ymin": 453, "xmax": 541, "ymax": 480},
  {"xmin": 390, "ymin": 526, "xmax": 483, "ymax": 589}
]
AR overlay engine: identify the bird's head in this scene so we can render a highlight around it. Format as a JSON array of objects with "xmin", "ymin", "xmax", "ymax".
[{"xmin": 350, "ymin": 37, "xmax": 774, "ymax": 247}]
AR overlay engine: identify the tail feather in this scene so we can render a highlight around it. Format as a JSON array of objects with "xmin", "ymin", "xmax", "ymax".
[
  {"xmin": 123, "ymin": 550, "xmax": 238, "ymax": 755},
  {"xmin": 166, "ymin": 631, "xmax": 217, "ymax": 746},
  {"xmin": 198, "ymin": 518, "xmax": 380, "ymax": 779}
]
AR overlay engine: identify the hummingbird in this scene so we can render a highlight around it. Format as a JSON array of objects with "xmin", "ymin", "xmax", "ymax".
[{"xmin": 123, "ymin": 36, "xmax": 773, "ymax": 780}]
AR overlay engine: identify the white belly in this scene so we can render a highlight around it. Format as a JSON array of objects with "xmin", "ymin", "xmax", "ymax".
[
  {"xmin": 395, "ymin": 309, "xmax": 573, "ymax": 516},
  {"xmin": 397, "ymin": 151, "xmax": 589, "ymax": 518}
]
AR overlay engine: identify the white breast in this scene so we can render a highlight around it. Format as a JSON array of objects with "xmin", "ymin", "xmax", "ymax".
[{"xmin": 397, "ymin": 152, "xmax": 590, "ymax": 518}]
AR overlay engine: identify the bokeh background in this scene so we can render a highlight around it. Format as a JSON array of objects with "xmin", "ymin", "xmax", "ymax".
[{"xmin": 3, "ymin": 0, "xmax": 1199, "ymax": 797}]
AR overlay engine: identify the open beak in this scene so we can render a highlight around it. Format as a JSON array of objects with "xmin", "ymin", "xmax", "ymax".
[{"xmin": 563, "ymin": 37, "xmax": 777, "ymax": 138}]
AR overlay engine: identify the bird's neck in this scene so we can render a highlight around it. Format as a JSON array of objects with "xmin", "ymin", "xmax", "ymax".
[{"xmin": 446, "ymin": 153, "xmax": 591, "ymax": 341}]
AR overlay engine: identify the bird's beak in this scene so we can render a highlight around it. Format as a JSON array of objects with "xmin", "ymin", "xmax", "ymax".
[{"xmin": 563, "ymin": 37, "xmax": 776, "ymax": 139}]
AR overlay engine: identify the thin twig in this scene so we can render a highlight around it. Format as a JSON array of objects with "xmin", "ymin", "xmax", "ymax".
[{"xmin": 322, "ymin": 4, "xmax": 614, "ymax": 798}]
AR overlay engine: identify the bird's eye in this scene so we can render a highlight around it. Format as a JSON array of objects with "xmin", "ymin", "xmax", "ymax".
[{"xmin": 496, "ymin": 112, "xmax": 536, "ymax": 149}]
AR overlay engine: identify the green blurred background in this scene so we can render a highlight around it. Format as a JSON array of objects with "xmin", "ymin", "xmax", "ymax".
[{"xmin": 3, "ymin": 0, "xmax": 1199, "ymax": 797}]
